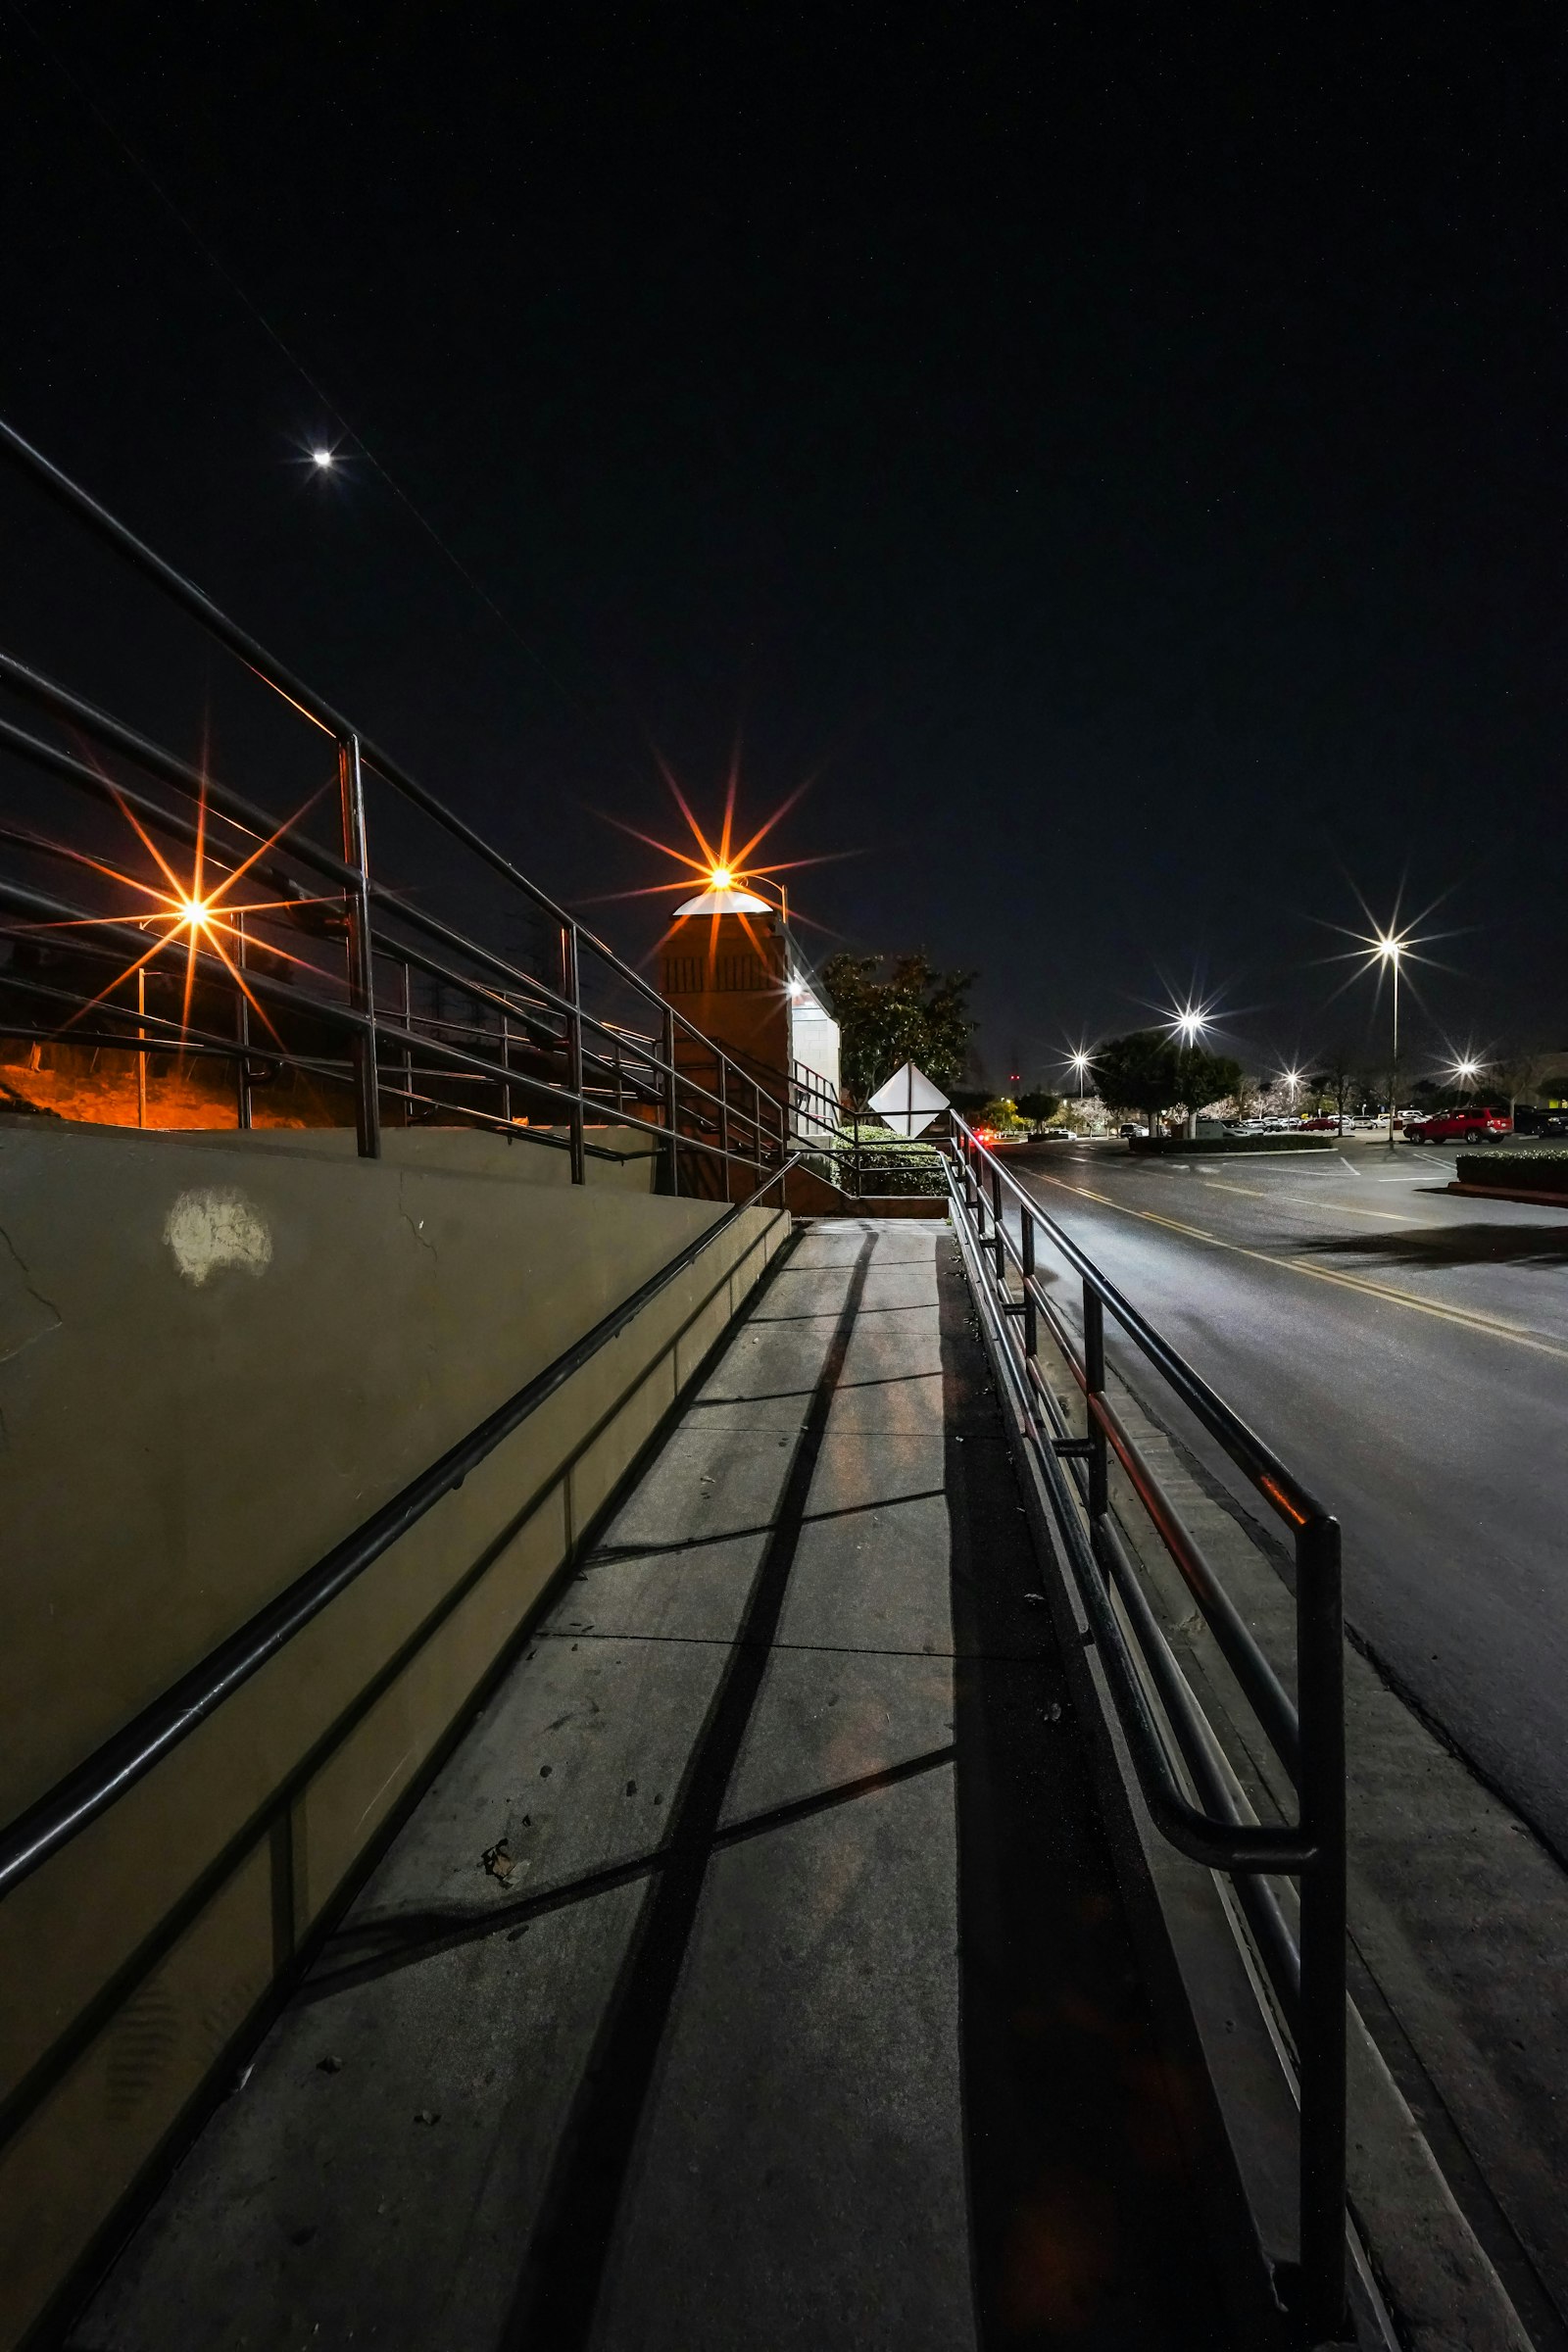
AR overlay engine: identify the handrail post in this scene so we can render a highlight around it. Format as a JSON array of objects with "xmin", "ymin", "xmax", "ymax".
[
  {"xmin": 400, "ymin": 959, "xmax": 414, "ymax": 1124},
  {"xmin": 233, "ymin": 910, "xmax": 252, "ymax": 1131},
  {"xmin": 718, "ymin": 1057, "xmax": 732, "ymax": 1201},
  {"xmin": 500, "ymin": 1010, "xmax": 514, "ymax": 1130},
  {"xmin": 1021, "ymin": 1207, "xmax": 1038, "ymax": 1361},
  {"xmin": 337, "ymin": 734, "xmax": 381, "ymax": 1158},
  {"xmin": 1083, "ymin": 1282, "xmax": 1109, "ymax": 1522},
  {"xmin": 562, "ymin": 925, "xmax": 585, "ymax": 1183},
  {"xmin": 662, "ymin": 1005, "xmax": 680, "ymax": 1196},
  {"xmin": 990, "ymin": 1164, "xmax": 1005, "ymax": 1281},
  {"xmin": 135, "ymin": 965, "xmax": 147, "ymax": 1127},
  {"xmin": 1295, "ymin": 1511, "xmax": 1348, "ymax": 2344}
]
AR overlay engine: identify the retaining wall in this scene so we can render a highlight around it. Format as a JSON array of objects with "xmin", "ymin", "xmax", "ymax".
[{"xmin": 0, "ymin": 1116, "xmax": 789, "ymax": 2346}]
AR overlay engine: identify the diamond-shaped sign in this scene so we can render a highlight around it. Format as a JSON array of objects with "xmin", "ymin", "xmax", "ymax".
[{"xmin": 867, "ymin": 1061, "xmax": 949, "ymax": 1140}]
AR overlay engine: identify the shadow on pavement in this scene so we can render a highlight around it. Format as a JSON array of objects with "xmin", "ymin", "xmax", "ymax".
[{"xmin": 1298, "ymin": 1221, "xmax": 1568, "ymax": 1269}]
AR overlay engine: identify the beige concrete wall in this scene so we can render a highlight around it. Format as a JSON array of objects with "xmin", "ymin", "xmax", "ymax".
[{"xmin": 0, "ymin": 1117, "xmax": 788, "ymax": 2348}]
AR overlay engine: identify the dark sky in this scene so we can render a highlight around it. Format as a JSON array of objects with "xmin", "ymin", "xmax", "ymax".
[{"xmin": 3, "ymin": 3, "xmax": 1564, "ymax": 1085}]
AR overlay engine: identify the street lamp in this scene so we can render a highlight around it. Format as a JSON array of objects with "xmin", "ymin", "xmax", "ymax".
[{"xmin": 1375, "ymin": 933, "xmax": 1402, "ymax": 1146}]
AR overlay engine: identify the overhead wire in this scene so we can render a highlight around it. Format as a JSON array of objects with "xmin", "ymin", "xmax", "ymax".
[{"xmin": 2, "ymin": 0, "xmax": 613, "ymax": 736}]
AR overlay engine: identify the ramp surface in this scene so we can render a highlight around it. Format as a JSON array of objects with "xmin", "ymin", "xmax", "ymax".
[{"xmin": 72, "ymin": 1223, "xmax": 1233, "ymax": 2351}]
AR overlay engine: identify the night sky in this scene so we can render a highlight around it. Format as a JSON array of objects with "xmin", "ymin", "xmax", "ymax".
[{"xmin": 4, "ymin": 5, "xmax": 1563, "ymax": 1086}]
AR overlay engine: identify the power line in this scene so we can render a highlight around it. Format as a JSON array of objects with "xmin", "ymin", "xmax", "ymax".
[{"xmin": 4, "ymin": 0, "xmax": 612, "ymax": 733}]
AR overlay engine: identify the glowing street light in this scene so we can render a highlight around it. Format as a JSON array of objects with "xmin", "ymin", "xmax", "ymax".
[
  {"xmin": 1166, "ymin": 1001, "xmax": 1213, "ymax": 1049},
  {"xmin": 1372, "ymin": 931, "xmax": 1407, "ymax": 1145},
  {"xmin": 311, "ymin": 448, "xmax": 336, "ymax": 471}
]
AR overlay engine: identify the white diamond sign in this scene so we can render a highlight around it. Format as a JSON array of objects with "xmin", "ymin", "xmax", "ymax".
[{"xmin": 867, "ymin": 1061, "xmax": 949, "ymax": 1140}]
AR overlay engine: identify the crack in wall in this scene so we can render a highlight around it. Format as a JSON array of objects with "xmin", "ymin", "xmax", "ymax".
[
  {"xmin": 397, "ymin": 1172, "xmax": 439, "ymax": 1261},
  {"xmin": 0, "ymin": 1218, "xmax": 64, "ymax": 1367}
]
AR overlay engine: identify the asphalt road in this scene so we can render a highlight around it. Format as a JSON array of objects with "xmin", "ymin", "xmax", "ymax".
[{"xmin": 1010, "ymin": 1138, "xmax": 1568, "ymax": 1857}]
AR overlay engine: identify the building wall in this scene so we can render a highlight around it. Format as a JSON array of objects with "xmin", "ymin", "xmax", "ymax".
[
  {"xmin": 661, "ymin": 911, "xmax": 791, "ymax": 1083},
  {"xmin": 0, "ymin": 1116, "xmax": 789, "ymax": 2347}
]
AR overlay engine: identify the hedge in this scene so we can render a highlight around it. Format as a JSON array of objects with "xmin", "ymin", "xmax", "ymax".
[
  {"xmin": 823, "ymin": 1125, "xmax": 947, "ymax": 1196},
  {"xmin": 1128, "ymin": 1133, "xmax": 1335, "ymax": 1156},
  {"xmin": 1455, "ymin": 1151, "xmax": 1568, "ymax": 1191}
]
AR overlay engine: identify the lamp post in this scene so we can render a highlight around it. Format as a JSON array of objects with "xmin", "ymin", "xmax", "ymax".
[
  {"xmin": 1376, "ymin": 936, "xmax": 1400, "ymax": 1146},
  {"xmin": 1171, "ymin": 1004, "xmax": 1207, "ymax": 1138}
]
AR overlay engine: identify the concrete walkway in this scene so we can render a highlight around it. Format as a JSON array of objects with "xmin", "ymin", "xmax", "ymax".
[{"xmin": 73, "ymin": 1222, "xmax": 1235, "ymax": 2352}]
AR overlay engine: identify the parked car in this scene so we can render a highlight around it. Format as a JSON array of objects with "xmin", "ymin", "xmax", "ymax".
[
  {"xmin": 1512, "ymin": 1103, "xmax": 1568, "ymax": 1138},
  {"xmin": 1401, "ymin": 1109, "xmax": 1512, "ymax": 1144},
  {"xmin": 1298, "ymin": 1115, "xmax": 1340, "ymax": 1131},
  {"xmin": 1118, "ymin": 1122, "xmax": 1148, "ymax": 1138}
]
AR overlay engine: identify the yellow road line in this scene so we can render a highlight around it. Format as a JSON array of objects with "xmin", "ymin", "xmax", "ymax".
[
  {"xmin": 1200, "ymin": 1181, "xmax": 1416, "ymax": 1223},
  {"xmin": 1036, "ymin": 1175, "xmax": 1568, "ymax": 1362}
]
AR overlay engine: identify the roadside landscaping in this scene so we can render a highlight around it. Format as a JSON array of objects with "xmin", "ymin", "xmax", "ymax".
[
  {"xmin": 1128, "ymin": 1132, "xmax": 1334, "ymax": 1156},
  {"xmin": 1451, "ymin": 1150, "xmax": 1568, "ymax": 1206},
  {"xmin": 827, "ymin": 1122, "xmax": 947, "ymax": 1195}
]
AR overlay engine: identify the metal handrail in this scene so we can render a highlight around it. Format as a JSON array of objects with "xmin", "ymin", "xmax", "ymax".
[
  {"xmin": 0, "ymin": 416, "xmax": 798, "ymax": 1187},
  {"xmin": 0, "ymin": 416, "xmax": 627, "ymax": 989},
  {"xmin": 0, "ymin": 1166, "xmax": 796, "ymax": 1903},
  {"xmin": 945, "ymin": 1118, "xmax": 1347, "ymax": 2346}
]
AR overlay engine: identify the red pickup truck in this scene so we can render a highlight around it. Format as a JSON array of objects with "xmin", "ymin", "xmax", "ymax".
[{"xmin": 1400, "ymin": 1109, "xmax": 1512, "ymax": 1144}]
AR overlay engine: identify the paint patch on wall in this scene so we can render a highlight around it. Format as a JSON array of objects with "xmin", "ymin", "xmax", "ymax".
[{"xmin": 164, "ymin": 1189, "xmax": 272, "ymax": 1287}]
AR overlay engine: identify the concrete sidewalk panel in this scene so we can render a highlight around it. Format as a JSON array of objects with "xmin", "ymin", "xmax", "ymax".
[
  {"xmin": 594, "ymin": 1423, "xmax": 797, "ymax": 1549},
  {"xmin": 339, "ymin": 1632, "xmax": 725, "ymax": 1930},
  {"xmin": 587, "ymin": 1768, "xmax": 976, "ymax": 2352},
  {"xmin": 777, "ymin": 1491, "xmax": 954, "ymax": 1655},
  {"xmin": 554, "ymin": 1530, "xmax": 769, "ymax": 1644},
  {"xmin": 74, "ymin": 1881, "xmax": 646, "ymax": 2352},
  {"xmin": 721, "ymin": 1645, "xmax": 956, "ymax": 1825}
]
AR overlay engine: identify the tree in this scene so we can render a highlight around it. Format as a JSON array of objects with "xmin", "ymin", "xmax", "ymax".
[
  {"xmin": 1091, "ymin": 1032, "xmax": 1241, "ymax": 1133},
  {"xmin": 1092, "ymin": 1032, "xmax": 1181, "ymax": 1132},
  {"xmin": 1171, "ymin": 1045, "xmax": 1243, "ymax": 1121},
  {"xmin": 1014, "ymin": 1088, "xmax": 1061, "ymax": 1127},
  {"xmin": 1307, "ymin": 1045, "xmax": 1372, "ymax": 1132},
  {"xmin": 981, "ymin": 1095, "xmax": 1028, "ymax": 1133},
  {"xmin": 820, "ymin": 952, "xmax": 977, "ymax": 1106},
  {"xmin": 1487, "ymin": 1050, "xmax": 1545, "ymax": 1117}
]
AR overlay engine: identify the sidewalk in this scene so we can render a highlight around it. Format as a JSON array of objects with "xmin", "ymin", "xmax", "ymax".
[{"xmin": 72, "ymin": 1222, "xmax": 1236, "ymax": 2352}]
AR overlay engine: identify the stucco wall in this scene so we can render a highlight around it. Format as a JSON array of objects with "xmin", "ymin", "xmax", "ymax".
[{"xmin": 0, "ymin": 1116, "xmax": 789, "ymax": 2346}]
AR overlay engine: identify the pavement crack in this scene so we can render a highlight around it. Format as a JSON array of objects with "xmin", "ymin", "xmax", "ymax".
[{"xmin": 0, "ymin": 1217, "xmax": 64, "ymax": 1367}]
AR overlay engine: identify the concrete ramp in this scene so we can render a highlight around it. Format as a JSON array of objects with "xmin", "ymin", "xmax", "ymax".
[{"xmin": 72, "ymin": 1223, "xmax": 1235, "ymax": 2350}]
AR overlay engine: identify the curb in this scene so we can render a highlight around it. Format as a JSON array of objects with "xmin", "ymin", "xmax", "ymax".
[{"xmin": 1447, "ymin": 1180, "xmax": 1568, "ymax": 1208}]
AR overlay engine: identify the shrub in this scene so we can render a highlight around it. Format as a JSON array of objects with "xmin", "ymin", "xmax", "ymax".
[
  {"xmin": 829, "ymin": 1121, "xmax": 947, "ymax": 1197},
  {"xmin": 1129, "ymin": 1132, "xmax": 1334, "ymax": 1156},
  {"xmin": 1455, "ymin": 1151, "xmax": 1568, "ymax": 1190}
]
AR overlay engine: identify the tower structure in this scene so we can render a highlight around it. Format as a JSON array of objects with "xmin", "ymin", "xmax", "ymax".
[{"xmin": 659, "ymin": 880, "xmax": 840, "ymax": 1152}]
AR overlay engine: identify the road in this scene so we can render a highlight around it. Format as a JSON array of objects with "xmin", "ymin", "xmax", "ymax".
[{"xmin": 1010, "ymin": 1137, "xmax": 1568, "ymax": 1857}]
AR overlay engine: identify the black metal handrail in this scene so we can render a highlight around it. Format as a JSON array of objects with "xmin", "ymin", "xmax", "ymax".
[
  {"xmin": 0, "ymin": 416, "xmax": 798, "ymax": 1195},
  {"xmin": 946, "ymin": 1118, "xmax": 1347, "ymax": 2347},
  {"xmin": 0, "ymin": 1168, "xmax": 796, "ymax": 1904}
]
